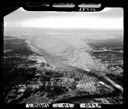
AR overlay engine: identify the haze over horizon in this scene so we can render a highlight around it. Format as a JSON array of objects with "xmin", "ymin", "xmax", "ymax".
[
  {"xmin": 4, "ymin": 7, "xmax": 123, "ymax": 39},
  {"xmin": 4, "ymin": 7, "xmax": 123, "ymax": 70}
]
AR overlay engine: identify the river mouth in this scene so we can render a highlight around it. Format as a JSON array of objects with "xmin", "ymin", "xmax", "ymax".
[
  {"xmin": 29, "ymin": 34, "xmax": 97, "ymax": 72},
  {"xmin": 28, "ymin": 35, "xmax": 123, "ymax": 104},
  {"xmin": 3, "ymin": 36, "xmax": 123, "ymax": 104},
  {"xmin": 29, "ymin": 37, "xmax": 73, "ymax": 71}
]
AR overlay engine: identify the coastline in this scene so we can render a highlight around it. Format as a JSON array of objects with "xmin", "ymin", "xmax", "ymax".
[{"xmin": 26, "ymin": 37, "xmax": 73, "ymax": 71}]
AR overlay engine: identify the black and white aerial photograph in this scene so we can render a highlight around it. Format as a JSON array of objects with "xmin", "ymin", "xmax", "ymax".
[{"xmin": 3, "ymin": 7, "xmax": 123, "ymax": 105}]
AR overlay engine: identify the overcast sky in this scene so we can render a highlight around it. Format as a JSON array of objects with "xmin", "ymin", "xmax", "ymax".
[
  {"xmin": 4, "ymin": 7, "xmax": 123, "ymax": 40},
  {"xmin": 4, "ymin": 7, "xmax": 123, "ymax": 29}
]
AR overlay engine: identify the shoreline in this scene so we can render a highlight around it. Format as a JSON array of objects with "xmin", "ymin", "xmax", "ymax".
[{"xmin": 26, "ymin": 37, "xmax": 74, "ymax": 71}]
